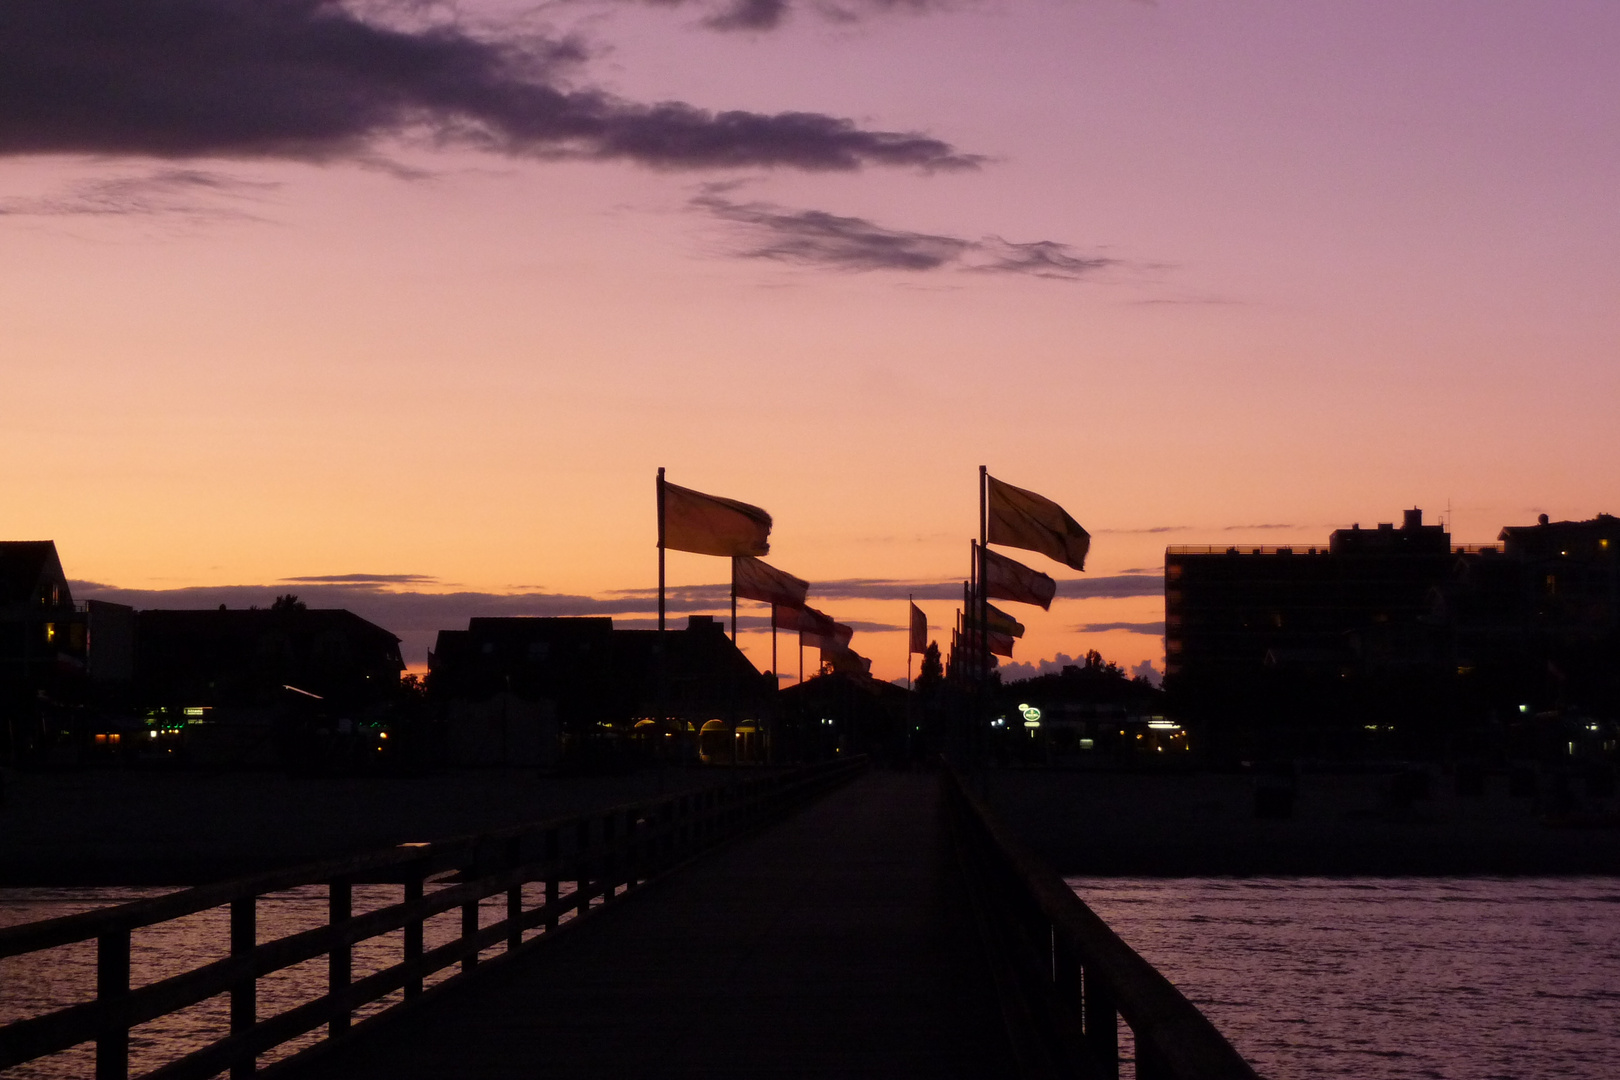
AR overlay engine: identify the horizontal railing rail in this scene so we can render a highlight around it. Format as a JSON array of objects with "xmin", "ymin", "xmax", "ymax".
[
  {"xmin": 944, "ymin": 767, "xmax": 1259, "ymax": 1080},
  {"xmin": 0, "ymin": 756, "xmax": 869, "ymax": 1079}
]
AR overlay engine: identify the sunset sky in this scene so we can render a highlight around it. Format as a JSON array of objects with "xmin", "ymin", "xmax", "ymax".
[{"xmin": 4, "ymin": 0, "xmax": 1618, "ymax": 680}]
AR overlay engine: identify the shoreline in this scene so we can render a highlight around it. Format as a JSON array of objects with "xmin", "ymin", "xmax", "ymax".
[{"xmin": 985, "ymin": 767, "xmax": 1620, "ymax": 877}]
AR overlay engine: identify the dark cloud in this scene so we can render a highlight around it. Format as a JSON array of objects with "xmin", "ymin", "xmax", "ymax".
[
  {"xmin": 1222, "ymin": 523, "xmax": 1296, "ymax": 531},
  {"xmin": 0, "ymin": 0, "xmax": 976, "ymax": 171},
  {"xmin": 622, "ymin": 0, "xmax": 960, "ymax": 33},
  {"xmin": 1074, "ymin": 620, "xmax": 1164, "ymax": 635},
  {"xmin": 694, "ymin": 187, "xmax": 1113, "ymax": 279},
  {"xmin": 1057, "ymin": 575, "xmax": 1162, "ymax": 600},
  {"xmin": 68, "ymin": 578, "xmax": 899, "ymax": 666},
  {"xmin": 704, "ymin": 0, "xmax": 792, "ymax": 30}
]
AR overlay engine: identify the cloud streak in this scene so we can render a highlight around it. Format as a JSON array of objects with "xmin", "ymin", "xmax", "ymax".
[
  {"xmin": 1074, "ymin": 620, "xmax": 1164, "ymax": 636},
  {"xmin": 0, "ymin": 0, "xmax": 976, "ymax": 172},
  {"xmin": 0, "ymin": 168, "xmax": 277, "ymax": 220},
  {"xmin": 694, "ymin": 187, "xmax": 1114, "ymax": 279}
]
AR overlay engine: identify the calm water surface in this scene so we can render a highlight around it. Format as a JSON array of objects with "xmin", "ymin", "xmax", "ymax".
[{"xmin": 1068, "ymin": 877, "xmax": 1620, "ymax": 1080}]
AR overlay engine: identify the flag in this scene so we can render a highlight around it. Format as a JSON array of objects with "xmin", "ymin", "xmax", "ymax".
[
  {"xmin": 908, "ymin": 602, "xmax": 928, "ymax": 654},
  {"xmin": 824, "ymin": 644, "xmax": 872, "ymax": 676},
  {"xmin": 734, "ymin": 556, "xmax": 809, "ymax": 608},
  {"xmin": 775, "ymin": 604, "xmax": 851, "ymax": 650},
  {"xmin": 804, "ymin": 615, "xmax": 854, "ymax": 652},
  {"xmin": 965, "ymin": 599, "xmax": 1025, "ymax": 639},
  {"xmin": 981, "ymin": 546, "xmax": 1057, "ymax": 610},
  {"xmin": 660, "ymin": 479, "xmax": 771, "ymax": 557},
  {"xmin": 961, "ymin": 628, "xmax": 1016, "ymax": 658},
  {"xmin": 987, "ymin": 474, "xmax": 1090, "ymax": 572}
]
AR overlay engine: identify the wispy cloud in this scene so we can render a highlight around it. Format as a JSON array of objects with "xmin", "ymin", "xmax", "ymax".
[
  {"xmin": 280, "ymin": 573, "xmax": 442, "ymax": 586},
  {"xmin": 1097, "ymin": 525, "xmax": 1190, "ymax": 535},
  {"xmin": 693, "ymin": 186, "xmax": 1114, "ymax": 279},
  {"xmin": 0, "ymin": 0, "xmax": 976, "ymax": 172},
  {"xmin": 1074, "ymin": 620, "xmax": 1163, "ymax": 635},
  {"xmin": 0, "ymin": 168, "xmax": 276, "ymax": 221}
]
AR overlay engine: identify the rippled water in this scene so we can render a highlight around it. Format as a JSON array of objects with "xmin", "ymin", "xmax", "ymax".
[
  {"xmin": 0, "ymin": 883, "xmax": 573, "ymax": 1079},
  {"xmin": 1067, "ymin": 877, "xmax": 1620, "ymax": 1080}
]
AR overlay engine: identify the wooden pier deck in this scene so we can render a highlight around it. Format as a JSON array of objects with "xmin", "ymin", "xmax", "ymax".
[{"xmin": 276, "ymin": 771, "xmax": 1018, "ymax": 1079}]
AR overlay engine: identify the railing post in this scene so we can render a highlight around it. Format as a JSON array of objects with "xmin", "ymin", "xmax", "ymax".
[
  {"xmin": 507, "ymin": 837, "xmax": 523, "ymax": 952},
  {"xmin": 328, "ymin": 879, "xmax": 351, "ymax": 1037},
  {"xmin": 576, "ymin": 819, "xmax": 592, "ymax": 912},
  {"xmin": 461, "ymin": 873, "xmax": 480, "ymax": 976},
  {"xmin": 544, "ymin": 828, "xmax": 560, "ymax": 931},
  {"xmin": 230, "ymin": 896, "xmax": 257, "ymax": 1078},
  {"xmin": 95, "ymin": 928, "xmax": 130, "ymax": 1080},
  {"xmin": 624, "ymin": 807, "xmax": 640, "ymax": 889},
  {"xmin": 1083, "ymin": 965, "xmax": 1119, "ymax": 1080},
  {"xmin": 403, "ymin": 871, "xmax": 424, "ymax": 999}
]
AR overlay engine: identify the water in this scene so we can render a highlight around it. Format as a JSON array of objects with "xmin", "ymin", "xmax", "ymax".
[
  {"xmin": 0, "ymin": 882, "xmax": 578, "ymax": 1078},
  {"xmin": 1067, "ymin": 877, "xmax": 1620, "ymax": 1080}
]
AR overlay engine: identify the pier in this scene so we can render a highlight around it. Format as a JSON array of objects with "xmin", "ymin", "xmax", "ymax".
[{"xmin": 0, "ymin": 761, "xmax": 1257, "ymax": 1079}]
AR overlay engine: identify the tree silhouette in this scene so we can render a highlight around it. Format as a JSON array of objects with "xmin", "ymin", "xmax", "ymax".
[
  {"xmin": 915, "ymin": 641, "xmax": 943, "ymax": 697},
  {"xmin": 271, "ymin": 594, "xmax": 307, "ymax": 613}
]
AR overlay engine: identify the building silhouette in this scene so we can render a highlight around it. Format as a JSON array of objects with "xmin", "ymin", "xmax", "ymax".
[
  {"xmin": 427, "ymin": 615, "xmax": 775, "ymax": 766},
  {"xmin": 1166, "ymin": 510, "xmax": 1620, "ymax": 759}
]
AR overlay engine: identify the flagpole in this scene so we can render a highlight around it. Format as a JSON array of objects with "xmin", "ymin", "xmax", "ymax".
[
  {"xmin": 657, "ymin": 467, "xmax": 667, "ymax": 633},
  {"xmin": 730, "ymin": 556, "xmax": 738, "ymax": 644},
  {"xmin": 979, "ymin": 466, "xmax": 989, "ymax": 692},
  {"xmin": 771, "ymin": 603, "xmax": 778, "ymax": 683},
  {"xmin": 907, "ymin": 593, "xmax": 913, "ymax": 691}
]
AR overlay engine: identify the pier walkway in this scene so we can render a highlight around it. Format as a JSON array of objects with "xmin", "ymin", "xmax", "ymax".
[{"xmin": 278, "ymin": 771, "xmax": 1017, "ymax": 1079}]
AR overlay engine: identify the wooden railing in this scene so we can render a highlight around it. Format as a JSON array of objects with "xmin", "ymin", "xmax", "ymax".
[
  {"xmin": 943, "ymin": 768, "xmax": 1260, "ymax": 1080},
  {"xmin": 0, "ymin": 757, "xmax": 868, "ymax": 1079}
]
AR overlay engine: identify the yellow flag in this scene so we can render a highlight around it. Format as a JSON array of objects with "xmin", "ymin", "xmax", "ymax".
[
  {"xmin": 987, "ymin": 474, "xmax": 1090, "ymax": 571},
  {"xmin": 660, "ymin": 479, "xmax": 771, "ymax": 557}
]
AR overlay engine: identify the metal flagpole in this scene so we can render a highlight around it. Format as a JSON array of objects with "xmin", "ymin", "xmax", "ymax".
[
  {"xmin": 730, "ymin": 557, "xmax": 738, "ymax": 643},
  {"xmin": 657, "ymin": 467, "xmax": 667, "ymax": 632},
  {"xmin": 656, "ymin": 467, "xmax": 668, "ymax": 770},
  {"xmin": 979, "ymin": 466, "xmax": 989, "ymax": 692},
  {"xmin": 771, "ymin": 604, "xmax": 778, "ymax": 684},
  {"xmin": 907, "ymin": 593, "xmax": 913, "ymax": 691}
]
